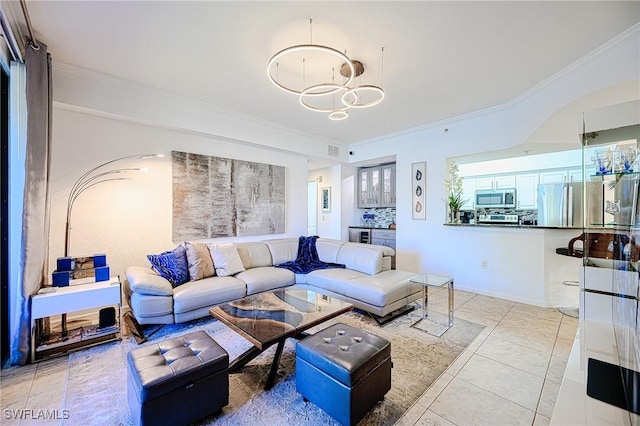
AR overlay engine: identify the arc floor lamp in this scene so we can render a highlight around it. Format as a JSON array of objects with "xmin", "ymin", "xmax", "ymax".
[{"xmin": 64, "ymin": 153, "xmax": 163, "ymax": 257}]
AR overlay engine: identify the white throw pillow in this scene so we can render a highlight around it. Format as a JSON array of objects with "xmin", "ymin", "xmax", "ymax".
[{"xmin": 208, "ymin": 242, "xmax": 246, "ymax": 277}]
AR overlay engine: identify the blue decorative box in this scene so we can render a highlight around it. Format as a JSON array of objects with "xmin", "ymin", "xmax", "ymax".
[
  {"xmin": 56, "ymin": 254, "xmax": 107, "ymax": 271},
  {"xmin": 52, "ymin": 265, "xmax": 110, "ymax": 287},
  {"xmin": 56, "ymin": 257, "xmax": 75, "ymax": 271}
]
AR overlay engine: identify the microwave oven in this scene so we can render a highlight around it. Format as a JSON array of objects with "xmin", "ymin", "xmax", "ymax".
[{"xmin": 475, "ymin": 188, "xmax": 516, "ymax": 208}]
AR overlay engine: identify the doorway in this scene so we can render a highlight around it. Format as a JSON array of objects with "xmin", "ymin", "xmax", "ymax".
[{"xmin": 307, "ymin": 181, "xmax": 317, "ymax": 236}]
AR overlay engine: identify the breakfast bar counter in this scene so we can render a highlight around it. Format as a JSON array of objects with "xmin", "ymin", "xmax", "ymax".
[
  {"xmin": 444, "ymin": 223, "xmax": 582, "ymax": 230},
  {"xmin": 441, "ymin": 224, "xmax": 582, "ymax": 307}
]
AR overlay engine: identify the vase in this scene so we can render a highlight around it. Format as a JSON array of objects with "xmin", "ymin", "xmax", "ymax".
[{"xmin": 449, "ymin": 209, "xmax": 461, "ymax": 224}]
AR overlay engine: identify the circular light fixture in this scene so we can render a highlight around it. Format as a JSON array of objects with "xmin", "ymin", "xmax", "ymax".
[
  {"xmin": 329, "ymin": 110, "xmax": 348, "ymax": 121},
  {"xmin": 299, "ymin": 83, "xmax": 351, "ymax": 113},
  {"xmin": 341, "ymin": 85, "xmax": 385, "ymax": 109},
  {"xmin": 340, "ymin": 60, "xmax": 364, "ymax": 78},
  {"xmin": 267, "ymin": 45, "xmax": 355, "ymax": 96}
]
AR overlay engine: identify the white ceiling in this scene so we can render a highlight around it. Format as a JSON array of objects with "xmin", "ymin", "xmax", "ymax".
[{"xmin": 8, "ymin": 1, "xmax": 640, "ymax": 145}]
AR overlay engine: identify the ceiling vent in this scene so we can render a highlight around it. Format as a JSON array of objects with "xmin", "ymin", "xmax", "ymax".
[{"xmin": 328, "ymin": 145, "xmax": 340, "ymax": 157}]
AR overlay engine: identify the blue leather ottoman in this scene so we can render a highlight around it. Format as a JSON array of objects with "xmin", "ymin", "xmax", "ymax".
[
  {"xmin": 127, "ymin": 330, "xmax": 229, "ymax": 426},
  {"xmin": 296, "ymin": 323, "xmax": 391, "ymax": 425}
]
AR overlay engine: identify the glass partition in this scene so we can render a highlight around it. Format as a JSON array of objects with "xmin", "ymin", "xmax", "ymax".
[{"xmin": 582, "ymin": 121, "xmax": 640, "ymax": 422}]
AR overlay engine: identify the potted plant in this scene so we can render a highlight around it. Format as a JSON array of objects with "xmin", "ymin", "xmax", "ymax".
[{"xmin": 445, "ymin": 162, "xmax": 466, "ymax": 223}]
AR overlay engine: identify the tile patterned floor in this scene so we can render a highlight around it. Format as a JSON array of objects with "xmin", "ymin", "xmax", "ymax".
[
  {"xmin": 1, "ymin": 288, "xmax": 577, "ymax": 426},
  {"xmin": 397, "ymin": 287, "xmax": 578, "ymax": 426}
]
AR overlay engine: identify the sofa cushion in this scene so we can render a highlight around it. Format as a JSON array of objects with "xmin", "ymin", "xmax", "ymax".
[
  {"xmin": 336, "ymin": 244, "xmax": 383, "ymax": 275},
  {"xmin": 130, "ymin": 291, "xmax": 174, "ymax": 319},
  {"xmin": 126, "ymin": 266, "xmax": 174, "ymax": 296},
  {"xmin": 306, "ymin": 268, "xmax": 368, "ymax": 295},
  {"xmin": 185, "ymin": 242, "xmax": 215, "ymax": 281},
  {"xmin": 264, "ymin": 238, "xmax": 298, "ymax": 264},
  {"xmin": 236, "ymin": 242, "xmax": 273, "ymax": 269},
  {"xmin": 235, "ymin": 266, "xmax": 295, "ymax": 294},
  {"xmin": 173, "ymin": 276, "xmax": 246, "ymax": 314},
  {"xmin": 345, "ymin": 270, "xmax": 421, "ymax": 308},
  {"xmin": 147, "ymin": 245, "xmax": 189, "ymax": 287},
  {"xmin": 315, "ymin": 239, "xmax": 344, "ymax": 263},
  {"xmin": 207, "ymin": 243, "xmax": 246, "ymax": 277}
]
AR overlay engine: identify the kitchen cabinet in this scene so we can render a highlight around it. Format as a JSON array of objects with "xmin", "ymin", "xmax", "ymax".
[
  {"xmin": 371, "ymin": 229, "xmax": 396, "ymax": 269},
  {"xmin": 474, "ymin": 174, "xmax": 516, "ymax": 190},
  {"xmin": 357, "ymin": 164, "xmax": 395, "ymax": 208},
  {"xmin": 381, "ymin": 163, "xmax": 396, "ymax": 206},
  {"xmin": 539, "ymin": 168, "xmax": 584, "ymax": 184},
  {"xmin": 539, "ymin": 170, "xmax": 567, "ymax": 184},
  {"xmin": 568, "ymin": 167, "xmax": 583, "ymax": 182},
  {"xmin": 515, "ymin": 173, "xmax": 539, "ymax": 209},
  {"xmin": 358, "ymin": 167, "xmax": 379, "ymax": 207}
]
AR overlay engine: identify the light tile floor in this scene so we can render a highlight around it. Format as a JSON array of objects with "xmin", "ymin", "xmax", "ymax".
[
  {"xmin": 397, "ymin": 287, "xmax": 578, "ymax": 426},
  {"xmin": 1, "ymin": 288, "xmax": 577, "ymax": 426}
]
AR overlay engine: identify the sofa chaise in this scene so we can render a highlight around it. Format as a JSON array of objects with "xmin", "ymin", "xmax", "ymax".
[{"xmin": 124, "ymin": 238, "xmax": 422, "ymax": 326}]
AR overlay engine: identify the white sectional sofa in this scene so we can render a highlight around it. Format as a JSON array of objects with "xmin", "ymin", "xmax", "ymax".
[{"xmin": 124, "ymin": 238, "xmax": 421, "ymax": 325}]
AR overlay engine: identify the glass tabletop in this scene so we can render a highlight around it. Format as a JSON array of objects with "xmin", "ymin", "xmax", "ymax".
[
  {"xmin": 409, "ymin": 274, "xmax": 453, "ymax": 287},
  {"xmin": 209, "ymin": 285, "xmax": 353, "ymax": 349}
]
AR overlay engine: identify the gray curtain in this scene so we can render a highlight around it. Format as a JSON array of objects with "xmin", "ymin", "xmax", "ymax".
[{"xmin": 10, "ymin": 40, "xmax": 52, "ymax": 365}]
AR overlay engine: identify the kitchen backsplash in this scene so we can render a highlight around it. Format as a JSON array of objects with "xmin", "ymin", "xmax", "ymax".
[
  {"xmin": 361, "ymin": 208, "xmax": 396, "ymax": 227},
  {"xmin": 463, "ymin": 207, "xmax": 538, "ymax": 220}
]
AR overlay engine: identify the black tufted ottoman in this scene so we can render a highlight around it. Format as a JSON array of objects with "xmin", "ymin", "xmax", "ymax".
[
  {"xmin": 127, "ymin": 330, "xmax": 229, "ymax": 426},
  {"xmin": 296, "ymin": 323, "xmax": 391, "ymax": 425}
]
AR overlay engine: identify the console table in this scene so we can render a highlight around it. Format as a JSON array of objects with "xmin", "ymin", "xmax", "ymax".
[{"xmin": 31, "ymin": 276, "xmax": 122, "ymax": 362}]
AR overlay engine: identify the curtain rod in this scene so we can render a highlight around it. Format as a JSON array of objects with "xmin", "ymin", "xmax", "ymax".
[{"xmin": 19, "ymin": 0, "xmax": 39, "ymax": 50}]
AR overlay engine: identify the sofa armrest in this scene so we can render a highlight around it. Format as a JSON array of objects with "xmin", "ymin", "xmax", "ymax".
[{"xmin": 125, "ymin": 266, "xmax": 173, "ymax": 296}]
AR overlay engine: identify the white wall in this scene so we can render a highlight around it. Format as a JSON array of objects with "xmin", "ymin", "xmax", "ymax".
[
  {"xmin": 346, "ymin": 25, "xmax": 639, "ymax": 305},
  {"xmin": 340, "ymin": 164, "xmax": 358, "ymax": 240},
  {"xmin": 48, "ymin": 66, "xmax": 317, "ymax": 283},
  {"xmin": 458, "ymin": 149, "xmax": 582, "ymax": 177}
]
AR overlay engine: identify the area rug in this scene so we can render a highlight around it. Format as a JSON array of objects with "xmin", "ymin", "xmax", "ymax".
[{"xmin": 61, "ymin": 307, "xmax": 483, "ymax": 425}]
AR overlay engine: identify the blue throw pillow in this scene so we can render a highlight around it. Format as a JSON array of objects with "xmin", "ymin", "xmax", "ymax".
[{"xmin": 147, "ymin": 245, "xmax": 189, "ymax": 287}]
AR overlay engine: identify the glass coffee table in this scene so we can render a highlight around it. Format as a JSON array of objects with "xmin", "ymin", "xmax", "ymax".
[
  {"xmin": 210, "ymin": 285, "xmax": 352, "ymax": 390},
  {"xmin": 409, "ymin": 274, "xmax": 454, "ymax": 337}
]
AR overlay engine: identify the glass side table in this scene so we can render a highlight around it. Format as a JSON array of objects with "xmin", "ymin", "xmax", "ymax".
[{"xmin": 409, "ymin": 274, "xmax": 454, "ymax": 337}]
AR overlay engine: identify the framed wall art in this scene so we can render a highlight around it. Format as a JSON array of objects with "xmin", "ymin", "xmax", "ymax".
[
  {"xmin": 321, "ymin": 187, "xmax": 331, "ymax": 212},
  {"xmin": 172, "ymin": 151, "xmax": 285, "ymax": 239},
  {"xmin": 411, "ymin": 162, "xmax": 426, "ymax": 220}
]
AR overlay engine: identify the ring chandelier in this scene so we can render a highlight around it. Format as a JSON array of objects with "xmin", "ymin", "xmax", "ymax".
[{"xmin": 267, "ymin": 20, "xmax": 385, "ymax": 121}]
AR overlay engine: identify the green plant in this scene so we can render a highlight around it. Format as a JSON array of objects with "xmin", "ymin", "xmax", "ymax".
[{"xmin": 445, "ymin": 162, "xmax": 466, "ymax": 211}]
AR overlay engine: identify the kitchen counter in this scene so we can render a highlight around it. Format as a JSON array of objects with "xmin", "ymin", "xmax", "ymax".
[
  {"xmin": 349, "ymin": 225, "xmax": 396, "ymax": 230},
  {"xmin": 444, "ymin": 223, "xmax": 582, "ymax": 230}
]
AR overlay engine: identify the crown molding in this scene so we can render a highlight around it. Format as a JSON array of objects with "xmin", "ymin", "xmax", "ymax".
[
  {"xmin": 352, "ymin": 23, "xmax": 640, "ymax": 149},
  {"xmin": 53, "ymin": 101, "xmax": 318, "ymax": 164},
  {"xmin": 510, "ymin": 22, "xmax": 639, "ymax": 106},
  {"xmin": 51, "ymin": 62, "xmax": 340, "ymax": 147}
]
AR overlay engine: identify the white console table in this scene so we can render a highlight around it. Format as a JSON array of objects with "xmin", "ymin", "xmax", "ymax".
[{"xmin": 31, "ymin": 276, "xmax": 122, "ymax": 362}]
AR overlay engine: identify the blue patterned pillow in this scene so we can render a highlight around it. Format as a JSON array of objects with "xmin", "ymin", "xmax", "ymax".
[{"xmin": 147, "ymin": 245, "xmax": 189, "ymax": 287}]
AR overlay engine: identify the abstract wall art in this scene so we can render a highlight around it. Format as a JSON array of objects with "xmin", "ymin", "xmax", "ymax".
[{"xmin": 172, "ymin": 151, "xmax": 285, "ymax": 240}]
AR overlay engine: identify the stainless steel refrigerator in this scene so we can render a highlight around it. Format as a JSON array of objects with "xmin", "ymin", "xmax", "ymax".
[{"xmin": 537, "ymin": 182, "xmax": 604, "ymax": 227}]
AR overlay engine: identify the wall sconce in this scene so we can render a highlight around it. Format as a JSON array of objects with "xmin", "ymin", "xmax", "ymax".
[{"xmin": 64, "ymin": 153, "xmax": 163, "ymax": 257}]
